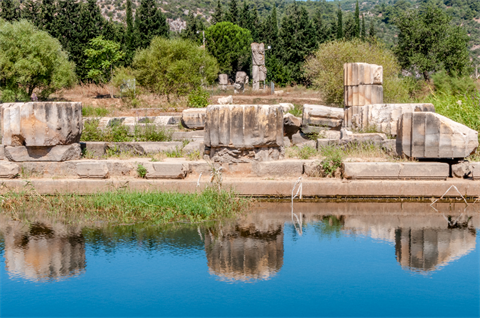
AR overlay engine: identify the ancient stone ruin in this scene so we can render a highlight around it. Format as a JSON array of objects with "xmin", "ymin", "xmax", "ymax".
[
  {"xmin": 204, "ymin": 104, "xmax": 284, "ymax": 162},
  {"xmin": 396, "ymin": 112, "xmax": 478, "ymax": 158},
  {"xmin": 218, "ymin": 73, "xmax": 228, "ymax": 91},
  {"xmin": 233, "ymin": 71, "xmax": 247, "ymax": 94},
  {"xmin": 1, "ymin": 102, "xmax": 83, "ymax": 162},
  {"xmin": 251, "ymin": 43, "xmax": 267, "ymax": 91}
]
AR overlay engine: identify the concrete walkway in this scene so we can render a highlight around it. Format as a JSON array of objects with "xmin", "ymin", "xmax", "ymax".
[{"xmin": 2, "ymin": 178, "xmax": 480, "ymax": 199}]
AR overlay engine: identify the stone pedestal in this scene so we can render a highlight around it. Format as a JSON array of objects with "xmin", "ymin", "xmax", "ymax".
[
  {"xmin": 1, "ymin": 102, "xmax": 83, "ymax": 162},
  {"xmin": 396, "ymin": 112, "xmax": 478, "ymax": 158},
  {"xmin": 204, "ymin": 105, "xmax": 284, "ymax": 162},
  {"xmin": 219, "ymin": 74, "xmax": 228, "ymax": 90}
]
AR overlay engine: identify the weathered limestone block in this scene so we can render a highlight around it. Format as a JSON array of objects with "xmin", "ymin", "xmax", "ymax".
[
  {"xmin": 4, "ymin": 144, "xmax": 82, "ymax": 162},
  {"xmin": 252, "ymin": 160, "xmax": 304, "ymax": 177},
  {"xmin": 205, "ymin": 105, "xmax": 284, "ymax": 162},
  {"xmin": 342, "ymin": 162, "xmax": 449, "ymax": 180},
  {"xmin": 80, "ymin": 142, "xmax": 107, "ymax": 158},
  {"xmin": 345, "ymin": 103, "xmax": 435, "ymax": 136},
  {"xmin": 219, "ymin": 73, "xmax": 228, "ymax": 90},
  {"xmin": 451, "ymin": 161, "xmax": 473, "ymax": 178},
  {"xmin": 341, "ymin": 130, "xmax": 387, "ymax": 143},
  {"xmin": 344, "ymin": 63, "xmax": 383, "ymax": 107},
  {"xmin": 183, "ymin": 140, "xmax": 204, "ymax": 155},
  {"xmin": 145, "ymin": 162, "xmax": 189, "ymax": 179},
  {"xmin": 344, "ymin": 85, "xmax": 383, "ymax": 107},
  {"xmin": 0, "ymin": 162, "xmax": 19, "ymax": 178},
  {"xmin": 2, "ymin": 102, "xmax": 82, "ymax": 146},
  {"xmin": 76, "ymin": 162, "xmax": 109, "ymax": 179},
  {"xmin": 283, "ymin": 113, "xmax": 302, "ymax": 137},
  {"xmin": 182, "ymin": 108, "xmax": 206, "ymax": 129},
  {"xmin": 278, "ymin": 103, "xmax": 294, "ymax": 113},
  {"xmin": 397, "ymin": 112, "xmax": 478, "ymax": 158},
  {"xmin": 301, "ymin": 104, "xmax": 344, "ymax": 134},
  {"xmin": 218, "ymin": 95, "xmax": 233, "ymax": 105},
  {"xmin": 344, "ymin": 63, "xmax": 383, "ymax": 86}
]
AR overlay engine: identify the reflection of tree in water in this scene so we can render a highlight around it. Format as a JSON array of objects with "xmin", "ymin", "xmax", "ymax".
[
  {"xmin": 312, "ymin": 215, "xmax": 345, "ymax": 239},
  {"xmin": 204, "ymin": 214, "xmax": 284, "ymax": 282},
  {"xmin": 1, "ymin": 219, "xmax": 86, "ymax": 282}
]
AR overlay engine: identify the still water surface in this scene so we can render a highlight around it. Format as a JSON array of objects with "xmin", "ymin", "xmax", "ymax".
[{"xmin": 1, "ymin": 201, "xmax": 479, "ymax": 317}]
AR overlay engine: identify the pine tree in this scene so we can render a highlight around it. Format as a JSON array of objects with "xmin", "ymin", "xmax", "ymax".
[
  {"xmin": 41, "ymin": 0, "xmax": 56, "ymax": 36},
  {"xmin": 135, "ymin": 0, "xmax": 168, "ymax": 49},
  {"xmin": 361, "ymin": 14, "xmax": 366, "ymax": 39},
  {"xmin": 21, "ymin": 0, "xmax": 40, "ymax": 26},
  {"xmin": 369, "ymin": 19, "xmax": 375, "ymax": 38},
  {"xmin": 250, "ymin": 4, "xmax": 260, "ymax": 41},
  {"xmin": 227, "ymin": 0, "xmax": 239, "ymax": 24},
  {"xmin": 354, "ymin": 0, "xmax": 360, "ymax": 38},
  {"xmin": 103, "ymin": 18, "xmax": 117, "ymax": 41},
  {"xmin": 125, "ymin": 0, "xmax": 135, "ymax": 64},
  {"xmin": 212, "ymin": 0, "xmax": 223, "ymax": 25},
  {"xmin": 314, "ymin": 8, "xmax": 328, "ymax": 44},
  {"xmin": 336, "ymin": 7, "xmax": 343, "ymax": 39},
  {"xmin": 0, "ymin": 0, "xmax": 19, "ymax": 21},
  {"xmin": 182, "ymin": 11, "xmax": 199, "ymax": 43}
]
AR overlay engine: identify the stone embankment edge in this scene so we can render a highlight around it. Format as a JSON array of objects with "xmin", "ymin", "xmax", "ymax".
[{"xmin": 2, "ymin": 179, "xmax": 480, "ymax": 198}]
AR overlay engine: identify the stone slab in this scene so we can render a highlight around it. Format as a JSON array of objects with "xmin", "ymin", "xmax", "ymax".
[
  {"xmin": 182, "ymin": 108, "xmax": 206, "ymax": 129},
  {"xmin": 76, "ymin": 162, "xmax": 109, "ymax": 179},
  {"xmin": 0, "ymin": 162, "xmax": 19, "ymax": 178},
  {"xmin": 80, "ymin": 142, "xmax": 107, "ymax": 158},
  {"xmin": 4, "ymin": 179, "xmax": 480, "ymax": 199},
  {"xmin": 343, "ymin": 162, "xmax": 449, "ymax": 180},
  {"xmin": 252, "ymin": 160, "xmax": 304, "ymax": 177},
  {"xmin": 345, "ymin": 103, "xmax": 435, "ymax": 135},
  {"xmin": 218, "ymin": 96, "xmax": 233, "ymax": 105},
  {"xmin": 2, "ymin": 102, "xmax": 82, "ymax": 146},
  {"xmin": 397, "ymin": 112, "xmax": 478, "ymax": 158},
  {"xmin": 4, "ymin": 144, "xmax": 82, "ymax": 162},
  {"xmin": 172, "ymin": 131, "xmax": 204, "ymax": 141},
  {"xmin": 146, "ymin": 162, "xmax": 189, "ymax": 179},
  {"xmin": 183, "ymin": 141, "xmax": 205, "ymax": 155},
  {"xmin": 302, "ymin": 105, "xmax": 344, "ymax": 134}
]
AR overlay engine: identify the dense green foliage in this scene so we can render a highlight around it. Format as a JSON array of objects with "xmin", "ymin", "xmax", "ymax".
[
  {"xmin": 85, "ymin": 36, "xmax": 125, "ymax": 84},
  {"xmin": 304, "ymin": 39, "xmax": 407, "ymax": 106},
  {"xmin": 205, "ymin": 22, "xmax": 252, "ymax": 74},
  {"xmin": 395, "ymin": 4, "xmax": 471, "ymax": 80},
  {"xmin": 0, "ymin": 19, "xmax": 76, "ymax": 102},
  {"xmin": 82, "ymin": 119, "xmax": 173, "ymax": 142},
  {"xmin": 134, "ymin": 37, "xmax": 219, "ymax": 98}
]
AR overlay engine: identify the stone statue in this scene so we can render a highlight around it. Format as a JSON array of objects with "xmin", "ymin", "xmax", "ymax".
[
  {"xmin": 251, "ymin": 43, "xmax": 266, "ymax": 91},
  {"xmin": 233, "ymin": 71, "xmax": 247, "ymax": 94}
]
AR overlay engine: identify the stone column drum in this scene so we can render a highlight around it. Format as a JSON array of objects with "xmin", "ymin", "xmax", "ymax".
[
  {"xmin": 204, "ymin": 105, "xmax": 284, "ymax": 162},
  {"xmin": 1, "ymin": 102, "xmax": 83, "ymax": 162}
]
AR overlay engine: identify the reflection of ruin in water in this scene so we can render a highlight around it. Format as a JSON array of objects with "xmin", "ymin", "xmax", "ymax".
[
  {"xmin": 204, "ymin": 213, "xmax": 284, "ymax": 282},
  {"xmin": 0, "ymin": 217, "xmax": 86, "ymax": 282}
]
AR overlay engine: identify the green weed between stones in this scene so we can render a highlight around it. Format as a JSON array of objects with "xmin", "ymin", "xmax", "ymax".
[
  {"xmin": 81, "ymin": 119, "xmax": 173, "ymax": 142},
  {"xmin": 0, "ymin": 186, "xmax": 248, "ymax": 225}
]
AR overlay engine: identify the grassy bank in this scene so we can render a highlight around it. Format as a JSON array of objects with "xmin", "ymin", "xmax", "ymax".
[{"xmin": 1, "ymin": 186, "xmax": 248, "ymax": 225}]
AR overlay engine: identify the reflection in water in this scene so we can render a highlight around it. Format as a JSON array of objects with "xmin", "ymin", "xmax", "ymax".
[
  {"xmin": 204, "ymin": 213, "xmax": 284, "ymax": 282},
  {"xmin": 0, "ymin": 217, "xmax": 86, "ymax": 282},
  {"xmin": 0, "ymin": 202, "xmax": 478, "ymax": 283}
]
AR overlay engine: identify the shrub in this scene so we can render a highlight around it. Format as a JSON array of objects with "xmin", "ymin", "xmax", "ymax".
[
  {"xmin": 187, "ymin": 87, "xmax": 210, "ymax": 108},
  {"xmin": 432, "ymin": 71, "xmax": 477, "ymax": 96},
  {"xmin": 112, "ymin": 66, "xmax": 137, "ymax": 99},
  {"xmin": 137, "ymin": 164, "xmax": 147, "ymax": 178},
  {"xmin": 318, "ymin": 145, "xmax": 344, "ymax": 176},
  {"xmin": 304, "ymin": 39, "xmax": 406, "ymax": 106},
  {"xmin": 0, "ymin": 19, "xmax": 76, "ymax": 101},
  {"xmin": 82, "ymin": 105, "xmax": 110, "ymax": 117},
  {"xmin": 133, "ymin": 37, "xmax": 219, "ymax": 100}
]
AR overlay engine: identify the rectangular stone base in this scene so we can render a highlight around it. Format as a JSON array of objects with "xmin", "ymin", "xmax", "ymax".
[
  {"xmin": 342, "ymin": 162, "xmax": 449, "ymax": 180},
  {"xmin": 4, "ymin": 144, "xmax": 81, "ymax": 162}
]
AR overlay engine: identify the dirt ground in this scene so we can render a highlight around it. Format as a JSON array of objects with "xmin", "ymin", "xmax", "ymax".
[{"xmin": 51, "ymin": 84, "xmax": 322, "ymax": 117}]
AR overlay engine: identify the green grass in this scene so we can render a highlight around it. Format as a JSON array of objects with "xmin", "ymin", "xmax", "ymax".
[
  {"xmin": 81, "ymin": 119, "xmax": 173, "ymax": 142},
  {"xmin": 1, "ymin": 187, "xmax": 248, "ymax": 224},
  {"xmin": 82, "ymin": 105, "xmax": 110, "ymax": 117},
  {"xmin": 288, "ymin": 104, "xmax": 303, "ymax": 117}
]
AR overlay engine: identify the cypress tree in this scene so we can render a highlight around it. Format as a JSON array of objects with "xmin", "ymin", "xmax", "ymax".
[
  {"xmin": 0, "ymin": 0, "xmax": 19, "ymax": 21},
  {"xmin": 361, "ymin": 14, "xmax": 366, "ymax": 39},
  {"xmin": 227, "ymin": 0, "xmax": 239, "ymax": 24},
  {"xmin": 41, "ymin": 0, "xmax": 56, "ymax": 36},
  {"xmin": 135, "ymin": 0, "xmax": 168, "ymax": 49},
  {"xmin": 103, "ymin": 18, "xmax": 117, "ymax": 41},
  {"xmin": 21, "ymin": 0, "xmax": 41, "ymax": 26},
  {"xmin": 182, "ymin": 11, "xmax": 199, "ymax": 43},
  {"xmin": 336, "ymin": 7, "xmax": 343, "ymax": 39},
  {"xmin": 239, "ymin": 1, "xmax": 250, "ymax": 29},
  {"xmin": 212, "ymin": 0, "xmax": 223, "ymax": 25},
  {"xmin": 125, "ymin": 0, "xmax": 135, "ymax": 64},
  {"xmin": 354, "ymin": 0, "xmax": 360, "ymax": 38},
  {"xmin": 369, "ymin": 19, "xmax": 375, "ymax": 38},
  {"xmin": 250, "ymin": 4, "xmax": 260, "ymax": 41},
  {"xmin": 314, "ymin": 8, "xmax": 328, "ymax": 44}
]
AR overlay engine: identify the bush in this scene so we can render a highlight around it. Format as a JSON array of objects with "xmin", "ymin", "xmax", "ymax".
[
  {"xmin": 304, "ymin": 39, "xmax": 406, "ymax": 106},
  {"xmin": 112, "ymin": 66, "xmax": 137, "ymax": 99},
  {"xmin": 318, "ymin": 145, "xmax": 344, "ymax": 176},
  {"xmin": 432, "ymin": 71, "xmax": 477, "ymax": 96},
  {"xmin": 133, "ymin": 37, "xmax": 219, "ymax": 100},
  {"xmin": 187, "ymin": 87, "xmax": 210, "ymax": 108},
  {"xmin": 0, "ymin": 19, "xmax": 76, "ymax": 101}
]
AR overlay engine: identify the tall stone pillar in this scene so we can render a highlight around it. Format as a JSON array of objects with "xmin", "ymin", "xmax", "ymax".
[{"xmin": 251, "ymin": 43, "xmax": 266, "ymax": 91}]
